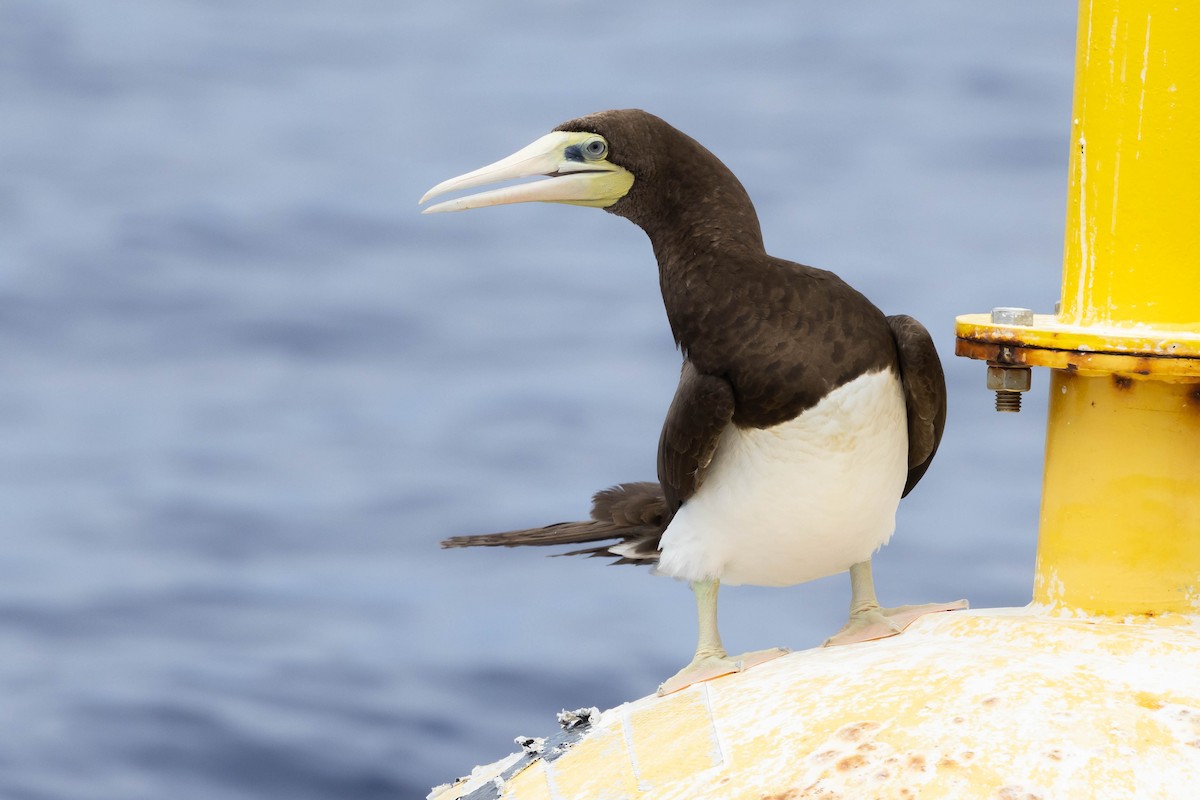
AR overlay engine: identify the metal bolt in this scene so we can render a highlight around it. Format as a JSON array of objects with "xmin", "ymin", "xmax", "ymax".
[
  {"xmin": 995, "ymin": 392, "xmax": 1023, "ymax": 412},
  {"xmin": 991, "ymin": 306, "xmax": 1035, "ymax": 326},
  {"xmin": 988, "ymin": 307, "xmax": 1035, "ymax": 413}
]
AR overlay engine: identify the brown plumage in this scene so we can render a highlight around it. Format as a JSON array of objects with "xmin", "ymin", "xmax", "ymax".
[
  {"xmin": 442, "ymin": 482, "xmax": 667, "ymax": 563},
  {"xmin": 439, "ymin": 109, "xmax": 946, "ymax": 566}
]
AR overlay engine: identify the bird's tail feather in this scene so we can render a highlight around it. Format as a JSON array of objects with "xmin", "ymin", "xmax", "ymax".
[{"xmin": 440, "ymin": 481, "xmax": 667, "ymax": 565}]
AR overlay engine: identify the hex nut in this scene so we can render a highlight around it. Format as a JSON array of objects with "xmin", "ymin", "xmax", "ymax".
[{"xmin": 987, "ymin": 365, "xmax": 1032, "ymax": 392}]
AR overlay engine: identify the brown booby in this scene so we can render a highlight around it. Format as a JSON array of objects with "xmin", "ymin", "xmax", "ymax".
[{"xmin": 420, "ymin": 109, "xmax": 966, "ymax": 696}]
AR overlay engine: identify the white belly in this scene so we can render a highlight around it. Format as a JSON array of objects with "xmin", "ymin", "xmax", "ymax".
[{"xmin": 655, "ymin": 369, "xmax": 909, "ymax": 587}]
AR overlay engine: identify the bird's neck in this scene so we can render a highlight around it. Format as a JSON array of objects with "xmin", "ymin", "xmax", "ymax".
[
  {"xmin": 607, "ymin": 131, "xmax": 767, "ymax": 354},
  {"xmin": 638, "ymin": 160, "xmax": 764, "ymax": 254},
  {"xmin": 641, "ymin": 188, "xmax": 766, "ymax": 354}
]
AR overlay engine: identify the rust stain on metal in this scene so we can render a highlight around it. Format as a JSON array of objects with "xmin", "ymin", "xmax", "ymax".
[
  {"xmin": 834, "ymin": 721, "xmax": 880, "ymax": 742},
  {"xmin": 955, "ymin": 336, "xmax": 1200, "ymax": 379},
  {"xmin": 1112, "ymin": 374, "xmax": 1134, "ymax": 390},
  {"xmin": 835, "ymin": 753, "xmax": 867, "ymax": 772},
  {"xmin": 995, "ymin": 786, "xmax": 1043, "ymax": 800},
  {"xmin": 761, "ymin": 790, "xmax": 800, "ymax": 800}
]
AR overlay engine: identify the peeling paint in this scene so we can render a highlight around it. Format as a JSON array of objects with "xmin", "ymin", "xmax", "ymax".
[
  {"xmin": 555, "ymin": 707, "xmax": 598, "ymax": 730},
  {"xmin": 1136, "ymin": 14, "xmax": 1151, "ymax": 156},
  {"xmin": 428, "ymin": 708, "xmax": 600, "ymax": 800}
]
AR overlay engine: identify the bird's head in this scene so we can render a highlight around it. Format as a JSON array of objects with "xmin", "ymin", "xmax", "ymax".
[
  {"xmin": 420, "ymin": 109, "xmax": 760, "ymax": 246},
  {"xmin": 420, "ymin": 111, "xmax": 640, "ymax": 215}
]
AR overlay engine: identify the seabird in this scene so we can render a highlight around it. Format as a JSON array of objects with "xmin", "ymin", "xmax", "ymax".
[{"xmin": 420, "ymin": 109, "xmax": 966, "ymax": 695}]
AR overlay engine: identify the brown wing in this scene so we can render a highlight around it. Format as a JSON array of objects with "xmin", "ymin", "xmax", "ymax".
[
  {"xmin": 657, "ymin": 360, "xmax": 736, "ymax": 515},
  {"xmin": 887, "ymin": 314, "xmax": 947, "ymax": 497}
]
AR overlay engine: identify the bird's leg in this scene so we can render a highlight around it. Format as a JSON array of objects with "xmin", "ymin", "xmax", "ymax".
[
  {"xmin": 823, "ymin": 560, "xmax": 968, "ymax": 647},
  {"xmin": 657, "ymin": 579, "xmax": 787, "ymax": 696}
]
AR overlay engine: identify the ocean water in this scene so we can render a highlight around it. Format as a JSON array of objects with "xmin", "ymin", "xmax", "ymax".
[{"xmin": 2, "ymin": 1, "xmax": 1077, "ymax": 797}]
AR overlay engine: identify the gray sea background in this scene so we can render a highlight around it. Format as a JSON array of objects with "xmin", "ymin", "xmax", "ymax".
[{"xmin": 3, "ymin": 1, "xmax": 1077, "ymax": 797}]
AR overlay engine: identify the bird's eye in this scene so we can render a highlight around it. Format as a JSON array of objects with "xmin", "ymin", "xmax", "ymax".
[{"xmin": 583, "ymin": 138, "xmax": 608, "ymax": 160}]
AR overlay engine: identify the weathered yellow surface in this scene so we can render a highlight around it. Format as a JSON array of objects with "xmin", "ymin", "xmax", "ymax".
[
  {"xmin": 1034, "ymin": 371, "xmax": 1200, "ymax": 615},
  {"xmin": 538, "ymin": 723, "xmax": 639, "ymax": 799},
  {"xmin": 1058, "ymin": 1, "xmax": 1200, "ymax": 332},
  {"xmin": 431, "ymin": 609, "xmax": 1200, "ymax": 800}
]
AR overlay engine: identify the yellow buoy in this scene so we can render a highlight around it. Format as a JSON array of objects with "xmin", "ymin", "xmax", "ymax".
[{"xmin": 430, "ymin": 611, "xmax": 1200, "ymax": 799}]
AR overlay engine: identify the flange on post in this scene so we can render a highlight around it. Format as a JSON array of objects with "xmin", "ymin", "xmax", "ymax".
[{"xmin": 955, "ymin": 310, "xmax": 1200, "ymax": 390}]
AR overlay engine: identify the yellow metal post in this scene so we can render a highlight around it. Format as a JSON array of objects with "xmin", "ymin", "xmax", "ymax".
[
  {"xmin": 1034, "ymin": 0, "xmax": 1200, "ymax": 615},
  {"xmin": 1058, "ymin": 1, "xmax": 1200, "ymax": 331},
  {"xmin": 1036, "ymin": 372, "xmax": 1200, "ymax": 613},
  {"xmin": 958, "ymin": 0, "xmax": 1200, "ymax": 617}
]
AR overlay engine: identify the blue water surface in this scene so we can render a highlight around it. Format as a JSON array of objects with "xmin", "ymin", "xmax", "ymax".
[{"xmin": 2, "ymin": 1, "xmax": 1076, "ymax": 797}]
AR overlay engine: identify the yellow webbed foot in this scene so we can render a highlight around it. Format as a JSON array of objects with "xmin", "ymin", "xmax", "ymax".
[
  {"xmin": 657, "ymin": 647, "xmax": 788, "ymax": 696},
  {"xmin": 824, "ymin": 599, "xmax": 968, "ymax": 647}
]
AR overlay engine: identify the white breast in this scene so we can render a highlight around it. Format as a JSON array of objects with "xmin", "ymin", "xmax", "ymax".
[{"xmin": 655, "ymin": 368, "xmax": 909, "ymax": 587}]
